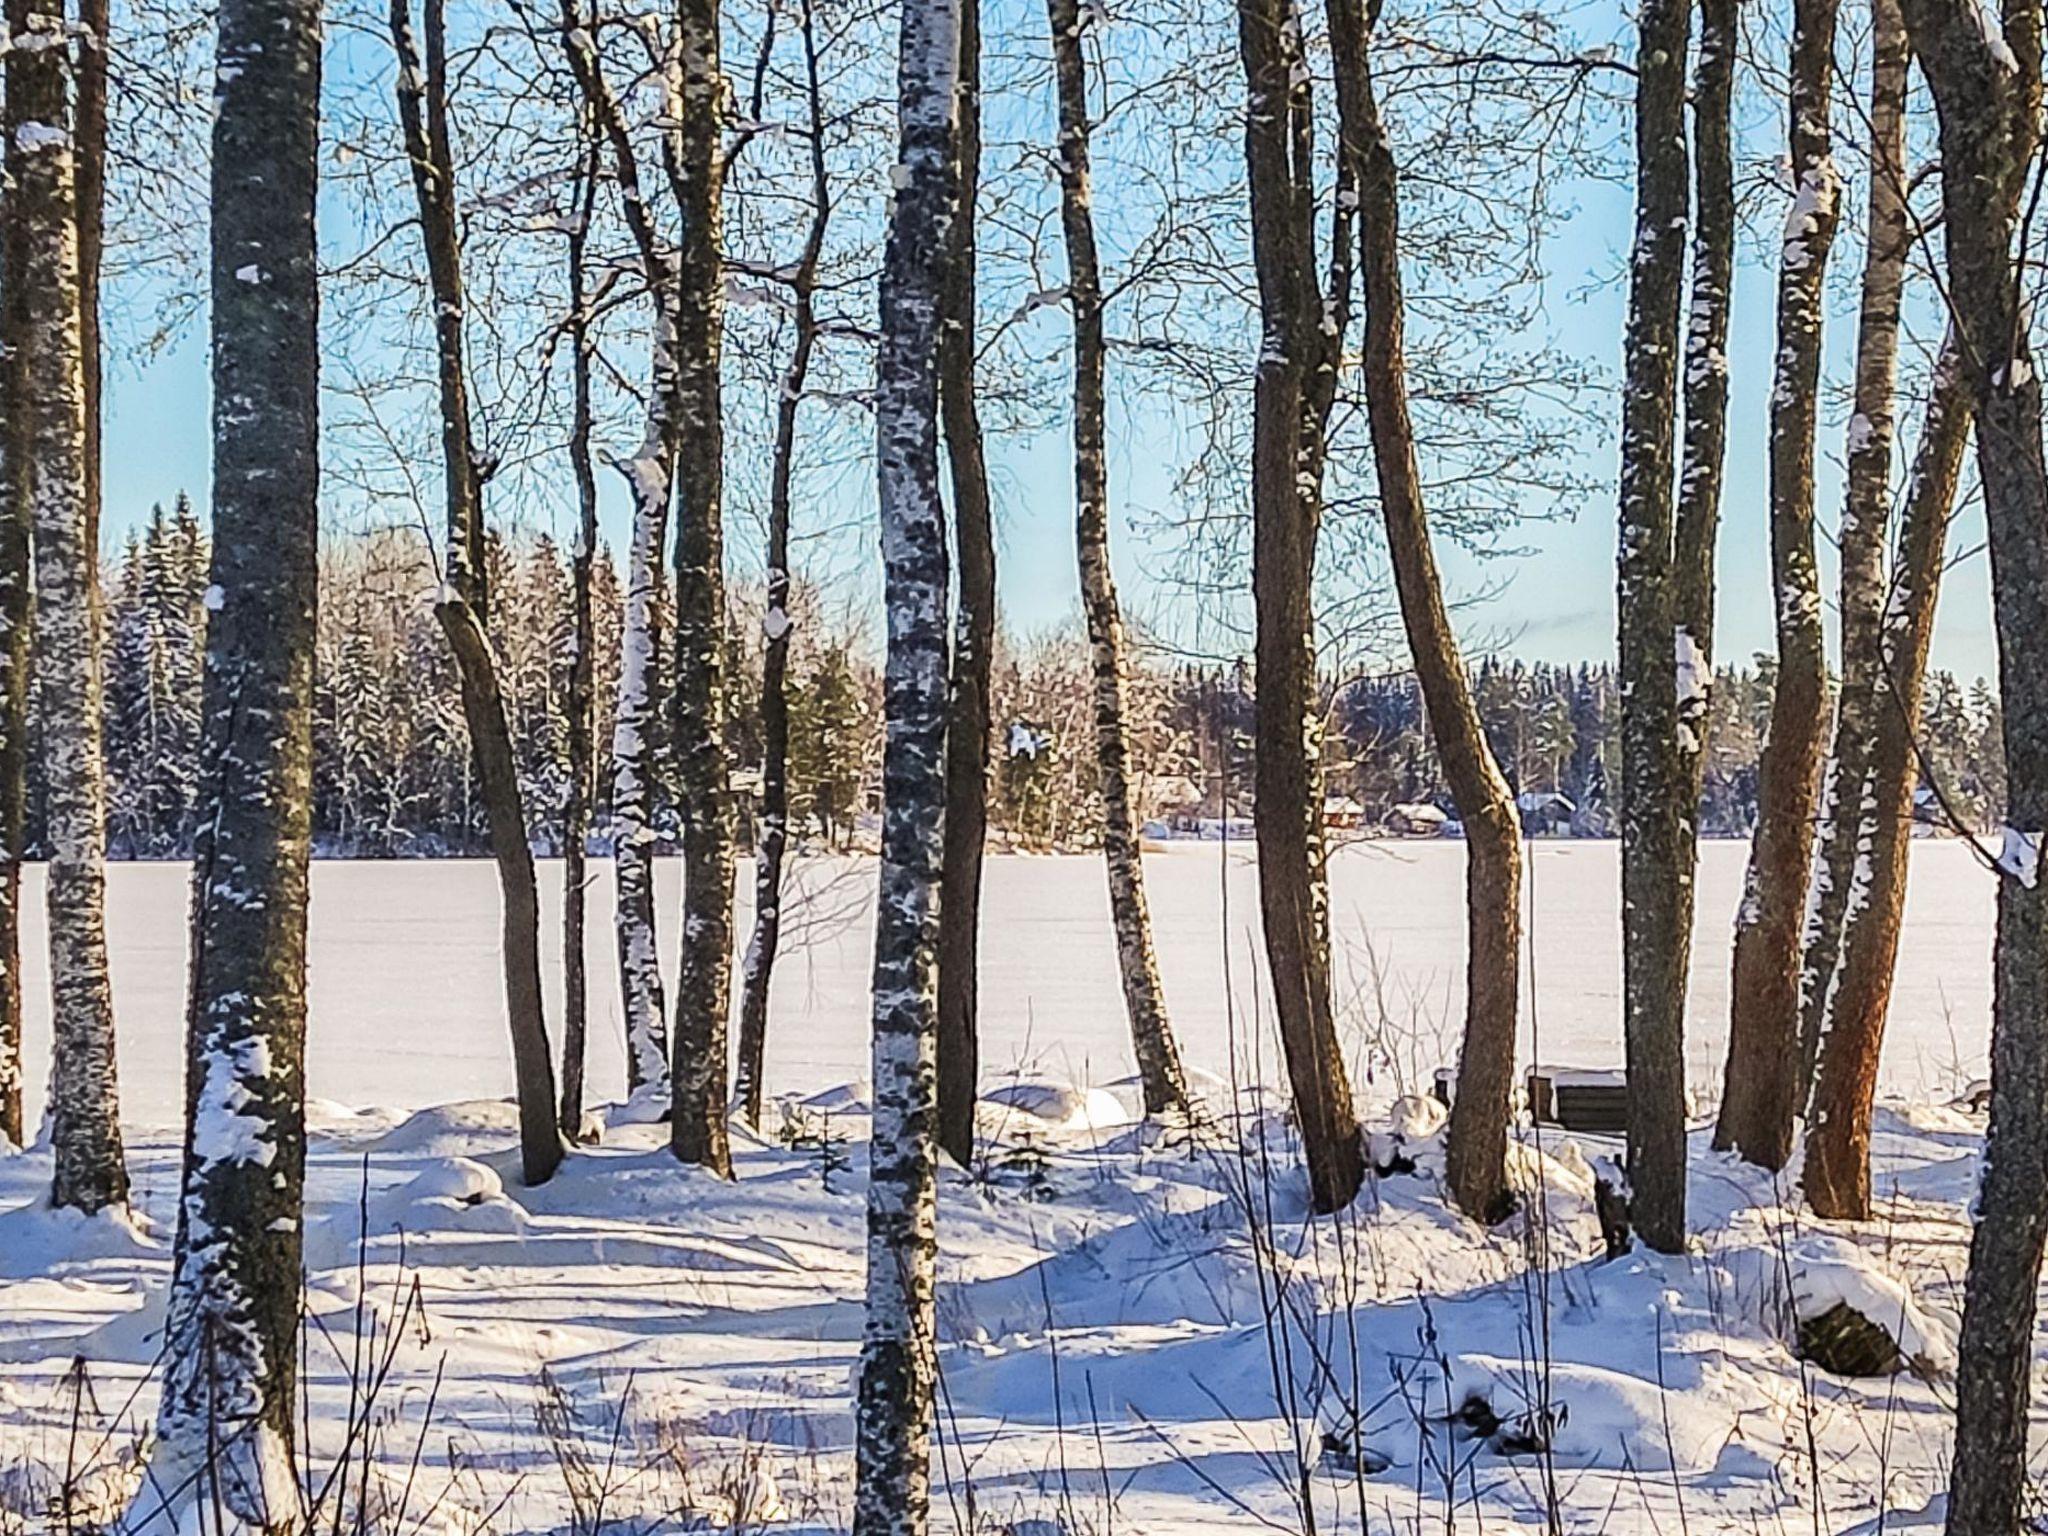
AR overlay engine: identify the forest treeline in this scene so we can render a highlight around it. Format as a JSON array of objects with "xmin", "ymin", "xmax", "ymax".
[{"xmin": 76, "ymin": 499, "xmax": 2009, "ymax": 859}]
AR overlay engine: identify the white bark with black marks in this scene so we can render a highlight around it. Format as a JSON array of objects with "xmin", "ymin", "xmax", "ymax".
[{"xmin": 855, "ymin": 2, "xmax": 957, "ymax": 1530}]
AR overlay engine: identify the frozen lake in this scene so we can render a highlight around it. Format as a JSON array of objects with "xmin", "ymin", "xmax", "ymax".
[{"xmin": 13, "ymin": 838, "xmax": 1996, "ymax": 1129}]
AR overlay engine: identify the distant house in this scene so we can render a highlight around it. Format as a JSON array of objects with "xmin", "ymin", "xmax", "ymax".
[
  {"xmin": 1141, "ymin": 774, "xmax": 1208, "ymax": 832},
  {"xmin": 1323, "ymin": 794, "xmax": 1367, "ymax": 832},
  {"xmin": 1386, "ymin": 802, "xmax": 1448, "ymax": 837},
  {"xmin": 1516, "ymin": 790, "xmax": 1576, "ymax": 836}
]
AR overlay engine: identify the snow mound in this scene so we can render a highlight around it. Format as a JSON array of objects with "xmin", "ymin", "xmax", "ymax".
[
  {"xmin": 607, "ymin": 1087, "xmax": 671, "ymax": 1126},
  {"xmin": 0, "ymin": 1199, "xmax": 162, "ymax": 1279},
  {"xmin": 366, "ymin": 1098, "xmax": 524, "ymax": 1157},
  {"xmin": 1368, "ymin": 1093, "xmax": 1446, "ymax": 1173},
  {"xmin": 303, "ymin": 1156, "xmax": 530, "ymax": 1269},
  {"xmin": 1443, "ymin": 1352, "xmax": 1738, "ymax": 1472},
  {"xmin": 790, "ymin": 1080, "xmax": 873, "ymax": 1117},
  {"xmin": 401, "ymin": 1156, "xmax": 506, "ymax": 1206},
  {"xmin": 982, "ymin": 1081, "xmax": 1134, "ymax": 1135},
  {"xmin": 1788, "ymin": 1234, "xmax": 1956, "ymax": 1378}
]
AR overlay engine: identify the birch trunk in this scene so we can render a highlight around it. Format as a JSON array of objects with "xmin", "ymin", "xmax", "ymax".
[
  {"xmin": 559, "ymin": 0, "xmax": 675, "ymax": 1111},
  {"xmin": 611, "ymin": 389, "xmax": 671, "ymax": 1104},
  {"xmin": 1883, "ymin": 9, "xmax": 2046, "ymax": 1525},
  {"xmin": 1615, "ymin": 0, "xmax": 1692, "ymax": 1254},
  {"xmin": 9, "ymin": 0, "xmax": 128, "ymax": 1215},
  {"xmin": 139, "ymin": 0, "xmax": 320, "ymax": 1517},
  {"xmin": 1329, "ymin": 0, "xmax": 1521, "ymax": 1223},
  {"xmin": 391, "ymin": 0, "xmax": 561, "ymax": 1186},
  {"xmin": 668, "ymin": 0, "xmax": 734, "ymax": 1177},
  {"xmin": 736, "ymin": 0, "xmax": 831, "ymax": 1127},
  {"xmin": 1047, "ymin": 0, "xmax": 1190, "ymax": 1120},
  {"xmin": 1799, "ymin": 0, "xmax": 1910, "ymax": 1092},
  {"xmin": 1239, "ymin": 0, "xmax": 1364, "ymax": 1217},
  {"xmin": 854, "ymin": 1, "xmax": 956, "ymax": 1529},
  {"xmin": 559, "ymin": 148, "xmax": 600, "ymax": 1140},
  {"xmin": 935, "ymin": 0, "xmax": 994, "ymax": 1168},
  {"xmin": 1805, "ymin": 344, "xmax": 1970, "ymax": 1218},
  {"xmin": 0, "ymin": 40, "xmax": 30, "ymax": 1151},
  {"xmin": 1717, "ymin": 0, "xmax": 1842, "ymax": 1170}
]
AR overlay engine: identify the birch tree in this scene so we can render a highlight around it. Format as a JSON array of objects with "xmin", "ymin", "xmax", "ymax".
[
  {"xmin": 1327, "ymin": 0, "xmax": 1523, "ymax": 1224},
  {"xmin": 1238, "ymin": 0, "xmax": 1364, "ymax": 1216},
  {"xmin": 391, "ymin": 0, "xmax": 563, "ymax": 1188},
  {"xmin": 138, "ymin": 0, "xmax": 321, "ymax": 1516},
  {"xmin": 735, "ymin": 0, "xmax": 833, "ymax": 1127},
  {"xmin": 0, "ymin": 37, "xmax": 28, "ymax": 1154},
  {"xmin": 8, "ymin": 0, "xmax": 128, "ymax": 1215},
  {"xmin": 935, "ymin": 0, "xmax": 995, "ymax": 1169},
  {"xmin": 854, "ymin": 0, "xmax": 956, "ymax": 1528},
  {"xmin": 1886, "ymin": 6, "xmax": 2047, "ymax": 1526},
  {"xmin": 668, "ymin": 0, "xmax": 734, "ymax": 1177},
  {"xmin": 558, "ymin": 133, "xmax": 600, "ymax": 1139},
  {"xmin": 1615, "ymin": 0, "xmax": 1692, "ymax": 1254},
  {"xmin": 1715, "ymin": 0, "xmax": 1841, "ymax": 1170},
  {"xmin": 1045, "ymin": 0, "xmax": 1190, "ymax": 1121}
]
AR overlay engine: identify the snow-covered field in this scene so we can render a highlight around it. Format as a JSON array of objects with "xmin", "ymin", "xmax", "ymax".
[
  {"xmin": 11, "ymin": 839, "xmax": 1999, "ymax": 1129},
  {"xmin": 0, "ymin": 841, "xmax": 2019, "ymax": 1534}
]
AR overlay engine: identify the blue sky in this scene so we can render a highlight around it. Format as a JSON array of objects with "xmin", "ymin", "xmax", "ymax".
[{"xmin": 95, "ymin": 5, "xmax": 2002, "ymax": 685}]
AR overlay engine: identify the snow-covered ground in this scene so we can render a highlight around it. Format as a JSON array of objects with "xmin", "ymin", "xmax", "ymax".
[
  {"xmin": 0, "ymin": 841, "xmax": 2016, "ymax": 1533},
  {"xmin": 10, "ymin": 839, "xmax": 1998, "ymax": 1129}
]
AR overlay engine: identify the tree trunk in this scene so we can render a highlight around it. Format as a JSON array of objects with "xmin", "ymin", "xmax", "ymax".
[
  {"xmin": 1889, "ymin": 9, "xmax": 2046, "ymax": 1529},
  {"xmin": 935, "ymin": 0, "xmax": 994, "ymax": 1169},
  {"xmin": 1615, "ymin": 0, "xmax": 1692, "ymax": 1254},
  {"xmin": 1238, "ymin": 0, "xmax": 1364, "ymax": 1217},
  {"xmin": 141, "ymin": 0, "xmax": 320, "ymax": 1517},
  {"xmin": 1047, "ymin": 0, "xmax": 1191, "ymax": 1121},
  {"xmin": 1805, "ymin": 344, "xmax": 1970, "ymax": 1219},
  {"xmin": 1717, "ymin": 0, "xmax": 1842, "ymax": 1170},
  {"xmin": 8, "ymin": 0, "xmax": 128, "ymax": 1215},
  {"xmin": 0, "ymin": 19, "xmax": 31, "ymax": 1152},
  {"xmin": 76, "ymin": 0, "xmax": 106, "ymax": 557},
  {"xmin": 1798, "ymin": 0, "xmax": 1909, "ymax": 1087},
  {"xmin": 854, "ymin": 0, "xmax": 956, "ymax": 1530},
  {"xmin": 391, "ymin": 0, "xmax": 561, "ymax": 1186},
  {"xmin": 611, "ymin": 386, "xmax": 671, "ymax": 1105},
  {"xmin": 1668, "ymin": 0, "xmax": 1738, "ymax": 1092},
  {"xmin": 736, "ymin": 0, "xmax": 831, "ymax": 1129},
  {"xmin": 1329, "ymin": 1, "xmax": 1521, "ymax": 1224},
  {"xmin": 559, "ymin": 142, "xmax": 600, "ymax": 1141},
  {"xmin": 558, "ymin": 0, "xmax": 676, "ymax": 1112},
  {"xmin": 668, "ymin": 0, "xmax": 734, "ymax": 1177}
]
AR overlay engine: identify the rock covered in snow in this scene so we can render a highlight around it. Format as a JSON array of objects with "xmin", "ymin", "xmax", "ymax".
[
  {"xmin": 981, "ymin": 1080, "xmax": 1133, "ymax": 1135},
  {"xmin": 1788, "ymin": 1235, "xmax": 1956, "ymax": 1379}
]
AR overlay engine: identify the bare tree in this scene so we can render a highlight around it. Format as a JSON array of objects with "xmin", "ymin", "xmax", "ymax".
[
  {"xmin": 390, "ymin": 0, "xmax": 562, "ymax": 1186},
  {"xmin": 935, "ymin": 0, "xmax": 995, "ymax": 1169},
  {"xmin": 1328, "ymin": 0, "xmax": 1522, "ymax": 1224},
  {"xmin": 1716, "ymin": 0, "xmax": 1842, "ymax": 1170},
  {"xmin": 668, "ymin": 0, "xmax": 735, "ymax": 1177},
  {"xmin": 1798, "ymin": 0, "xmax": 1910, "ymax": 1084},
  {"xmin": 1238, "ymin": 0, "xmax": 1365, "ymax": 1216},
  {"xmin": 1669, "ymin": 0, "xmax": 1737, "ymax": 1088},
  {"xmin": 1805, "ymin": 344, "xmax": 1970, "ymax": 1218},
  {"xmin": 1045, "ymin": 0, "xmax": 1191, "ymax": 1121},
  {"xmin": 735, "ymin": 0, "xmax": 834, "ymax": 1128},
  {"xmin": 1615, "ymin": 0, "xmax": 1692, "ymax": 1254},
  {"xmin": 1889, "ymin": 5, "xmax": 2048, "ymax": 1529},
  {"xmin": 139, "ymin": 0, "xmax": 320, "ymax": 1516},
  {"xmin": 0, "ymin": 16, "xmax": 28, "ymax": 1153},
  {"xmin": 9, "ymin": 0, "xmax": 128, "ymax": 1215},
  {"xmin": 854, "ymin": 0, "xmax": 956, "ymax": 1529},
  {"xmin": 559, "ymin": 130, "xmax": 601, "ymax": 1140}
]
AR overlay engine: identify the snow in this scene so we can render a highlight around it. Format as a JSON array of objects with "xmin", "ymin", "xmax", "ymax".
[
  {"xmin": 0, "ymin": 844, "xmax": 2013, "ymax": 1533},
  {"xmin": 11, "ymin": 121, "xmax": 67, "ymax": 152},
  {"xmin": 4, "ymin": 842, "xmax": 2000, "ymax": 1134},
  {"xmin": 1997, "ymin": 824, "xmax": 2040, "ymax": 888}
]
